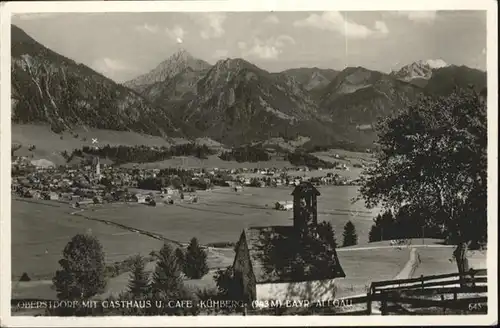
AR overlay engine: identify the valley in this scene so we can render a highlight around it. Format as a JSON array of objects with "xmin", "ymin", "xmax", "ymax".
[{"xmin": 8, "ymin": 19, "xmax": 489, "ymax": 317}]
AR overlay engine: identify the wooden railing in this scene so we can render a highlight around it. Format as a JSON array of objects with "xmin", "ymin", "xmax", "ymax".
[{"xmin": 365, "ymin": 268, "xmax": 487, "ymax": 315}]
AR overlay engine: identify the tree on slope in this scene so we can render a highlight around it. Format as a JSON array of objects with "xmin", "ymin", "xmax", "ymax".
[
  {"xmin": 184, "ymin": 237, "xmax": 209, "ymax": 279},
  {"xmin": 358, "ymin": 89, "xmax": 487, "ymax": 285},
  {"xmin": 127, "ymin": 255, "xmax": 151, "ymax": 299},
  {"xmin": 52, "ymin": 233, "xmax": 107, "ymax": 315},
  {"xmin": 175, "ymin": 247, "xmax": 186, "ymax": 273},
  {"xmin": 150, "ymin": 243, "xmax": 190, "ymax": 315},
  {"xmin": 151, "ymin": 243, "xmax": 184, "ymax": 298},
  {"xmin": 317, "ymin": 221, "xmax": 338, "ymax": 249},
  {"xmin": 342, "ymin": 221, "xmax": 358, "ymax": 247},
  {"xmin": 53, "ymin": 233, "xmax": 107, "ymax": 300}
]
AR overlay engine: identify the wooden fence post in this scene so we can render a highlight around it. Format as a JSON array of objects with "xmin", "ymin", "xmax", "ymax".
[
  {"xmin": 441, "ymin": 295, "xmax": 446, "ymax": 314},
  {"xmin": 380, "ymin": 293, "xmax": 387, "ymax": 315},
  {"xmin": 469, "ymin": 268, "xmax": 476, "ymax": 287},
  {"xmin": 420, "ymin": 275, "xmax": 424, "ymax": 290},
  {"xmin": 366, "ymin": 289, "xmax": 372, "ymax": 315}
]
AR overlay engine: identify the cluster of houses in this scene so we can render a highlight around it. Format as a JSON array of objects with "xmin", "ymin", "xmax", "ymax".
[
  {"xmin": 11, "ymin": 153, "xmax": 361, "ymax": 209},
  {"xmin": 233, "ymin": 172, "xmax": 359, "ymax": 189}
]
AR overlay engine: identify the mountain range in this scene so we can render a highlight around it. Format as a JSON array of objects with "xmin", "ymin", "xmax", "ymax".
[{"xmin": 11, "ymin": 24, "xmax": 487, "ymax": 150}]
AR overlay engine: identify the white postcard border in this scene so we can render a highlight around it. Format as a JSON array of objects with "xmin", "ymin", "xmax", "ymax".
[{"xmin": 0, "ymin": 1, "xmax": 497, "ymax": 326}]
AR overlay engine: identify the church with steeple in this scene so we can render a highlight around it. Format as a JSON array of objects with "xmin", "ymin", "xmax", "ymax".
[{"xmin": 232, "ymin": 182, "xmax": 346, "ymax": 304}]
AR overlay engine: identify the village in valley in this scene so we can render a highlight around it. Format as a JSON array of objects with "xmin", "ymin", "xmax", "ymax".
[{"xmin": 11, "ymin": 148, "xmax": 362, "ymax": 209}]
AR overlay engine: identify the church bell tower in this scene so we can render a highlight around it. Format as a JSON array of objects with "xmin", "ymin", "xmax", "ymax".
[{"xmin": 292, "ymin": 182, "xmax": 320, "ymax": 235}]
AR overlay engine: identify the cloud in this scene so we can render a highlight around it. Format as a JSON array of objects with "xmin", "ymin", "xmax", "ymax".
[
  {"xmin": 239, "ymin": 35, "xmax": 296, "ymax": 60},
  {"xmin": 293, "ymin": 12, "xmax": 389, "ymax": 39},
  {"xmin": 92, "ymin": 57, "xmax": 131, "ymax": 75},
  {"xmin": 394, "ymin": 11, "xmax": 437, "ymax": 24},
  {"xmin": 264, "ymin": 15, "xmax": 280, "ymax": 24},
  {"xmin": 135, "ymin": 23, "xmax": 160, "ymax": 34},
  {"xmin": 198, "ymin": 13, "xmax": 226, "ymax": 39},
  {"xmin": 374, "ymin": 21, "xmax": 389, "ymax": 34},
  {"xmin": 212, "ymin": 49, "xmax": 229, "ymax": 59},
  {"xmin": 165, "ymin": 25, "xmax": 186, "ymax": 42}
]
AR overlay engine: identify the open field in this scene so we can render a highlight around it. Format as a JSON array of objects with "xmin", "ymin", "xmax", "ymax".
[
  {"xmin": 11, "ymin": 198, "xmax": 164, "ymax": 280},
  {"xmin": 335, "ymin": 247, "xmax": 411, "ymax": 298},
  {"xmin": 12, "ymin": 124, "xmax": 175, "ymax": 166},
  {"xmin": 15, "ymin": 185, "xmax": 483, "ymax": 303},
  {"xmin": 11, "ymin": 186, "xmax": 377, "ymax": 279},
  {"xmin": 65, "ymin": 186, "xmax": 377, "ymax": 246},
  {"xmin": 312, "ymin": 149, "xmax": 376, "ymax": 167},
  {"xmin": 412, "ymin": 247, "xmax": 487, "ymax": 278}
]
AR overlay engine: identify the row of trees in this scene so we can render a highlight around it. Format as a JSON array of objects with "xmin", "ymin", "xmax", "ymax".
[
  {"xmin": 285, "ymin": 151, "xmax": 336, "ymax": 169},
  {"xmin": 368, "ymin": 207, "xmax": 447, "ymax": 243},
  {"xmin": 64, "ymin": 143, "xmax": 216, "ymax": 164},
  {"xmin": 51, "ymin": 234, "xmax": 210, "ymax": 316},
  {"xmin": 136, "ymin": 176, "xmax": 211, "ymax": 191},
  {"xmin": 218, "ymin": 146, "xmax": 270, "ymax": 162}
]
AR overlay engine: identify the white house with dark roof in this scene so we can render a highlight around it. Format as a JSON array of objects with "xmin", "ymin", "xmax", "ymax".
[{"xmin": 232, "ymin": 182, "xmax": 346, "ymax": 303}]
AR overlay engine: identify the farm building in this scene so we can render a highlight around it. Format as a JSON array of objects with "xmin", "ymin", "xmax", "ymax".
[
  {"xmin": 233, "ymin": 182, "xmax": 345, "ymax": 303},
  {"xmin": 133, "ymin": 194, "xmax": 149, "ymax": 204},
  {"xmin": 275, "ymin": 201, "xmax": 293, "ymax": 211},
  {"xmin": 75, "ymin": 199, "xmax": 94, "ymax": 207}
]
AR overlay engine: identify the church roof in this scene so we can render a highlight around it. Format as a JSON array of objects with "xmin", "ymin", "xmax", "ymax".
[
  {"xmin": 243, "ymin": 225, "xmax": 345, "ymax": 284},
  {"xmin": 291, "ymin": 182, "xmax": 320, "ymax": 197}
]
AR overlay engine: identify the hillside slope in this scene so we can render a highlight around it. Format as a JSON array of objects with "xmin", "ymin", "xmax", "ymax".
[
  {"xmin": 11, "ymin": 25, "xmax": 186, "ymax": 138},
  {"xmin": 164, "ymin": 58, "xmax": 343, "ymax": 146},
  {"xmin": 319, "ymin": 67, "xmax": 423, "ymax": 127}
]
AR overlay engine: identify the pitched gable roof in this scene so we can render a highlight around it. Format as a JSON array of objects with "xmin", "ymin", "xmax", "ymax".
[{"xmin": 244, "ymin": 225, "xmax": 345, "ymax": 284}]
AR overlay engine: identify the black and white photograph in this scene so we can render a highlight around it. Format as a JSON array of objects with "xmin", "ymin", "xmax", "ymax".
[{"xmin": 0, "ymin": 0, "xmax": 497, "ymax": 326}]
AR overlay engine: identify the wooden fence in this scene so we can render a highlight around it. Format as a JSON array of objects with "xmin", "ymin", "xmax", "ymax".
[
  {"xmin": 365, "ymin": 268, "xmax": 487, "ymax": 315},
  {"xmin": 246, "ymin": 268, "xmax": 487, "ymax": 315}
]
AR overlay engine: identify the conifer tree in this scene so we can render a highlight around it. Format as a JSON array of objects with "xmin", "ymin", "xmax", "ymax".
[
  {"xmin": 342, "ymin": 221, "xmax": 358, "ymax": 247},
  {"xmin": 151, "ymin": 243, "xmax": 184, "ymax": 298},
  {"xmin": 184, "ymin": 237, "xmax": 209, "ymax": 279},
  {"xmin": 150, "ymin": 243, "xmax": 188, "ymax": 315},
  {"xmin": 127, "ymin": 255, "xmax": 150, "ymax": 298}
]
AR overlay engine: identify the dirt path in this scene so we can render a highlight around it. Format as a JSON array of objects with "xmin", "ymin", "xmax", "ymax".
[{"xmin": 393, "ymin": 247, "xmax": 420, "ymax": 280}]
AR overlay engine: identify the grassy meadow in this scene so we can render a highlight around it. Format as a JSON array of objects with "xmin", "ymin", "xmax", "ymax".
[
  {"xmin": 11, "ymin": 198, "xmax": 164, "ymax": 280},
  {"xmin": 11, "ymin": 185, "xmax": 377, "ymax": 281}
]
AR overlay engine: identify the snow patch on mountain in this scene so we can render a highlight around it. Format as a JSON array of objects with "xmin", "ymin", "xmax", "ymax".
[{"xmin": 391, "ymin": 59, "xmax": 449, "ymax": 82}]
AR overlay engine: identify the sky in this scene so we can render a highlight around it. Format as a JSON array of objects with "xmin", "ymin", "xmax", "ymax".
[{"xmin": 12, "ymin": 11, "xmax": 487, "ymax": 83}]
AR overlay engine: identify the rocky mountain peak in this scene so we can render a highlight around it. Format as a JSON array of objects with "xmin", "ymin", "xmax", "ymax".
[
  {"xmin": 392, "ymin": 59, "xmax": 449, "ymax": 81},
  {"xmin": 123, "ymin": 49, "xmax": 211, "ymax": 92}
]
